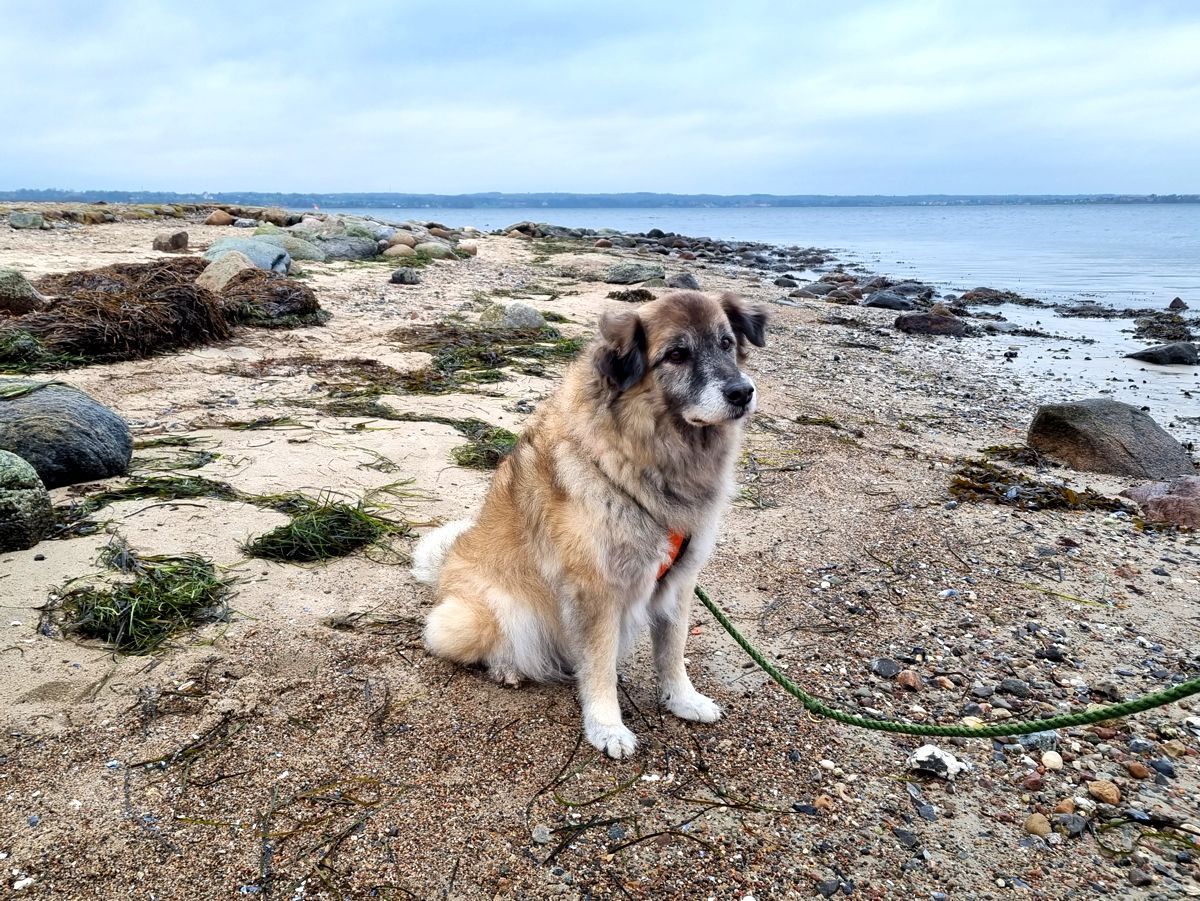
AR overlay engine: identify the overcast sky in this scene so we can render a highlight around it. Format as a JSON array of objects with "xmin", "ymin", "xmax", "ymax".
[{"xmin": 2, "ymin": 0, "xmax": 1197, "ymax": 194}]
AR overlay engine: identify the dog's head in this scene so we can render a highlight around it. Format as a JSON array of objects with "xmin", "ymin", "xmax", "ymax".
[{"xmin": 594, "ymin": 291, "xmax": 768, "ymax": 427}]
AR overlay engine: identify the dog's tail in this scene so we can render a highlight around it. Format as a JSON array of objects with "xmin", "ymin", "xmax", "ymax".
[
  {"xmin": 424, "ymin": 593, "xmax": 500, "ymax": 665},
  {"xmin": 410, "ymin": 519, "xmax": 474, "ymax": 585}
]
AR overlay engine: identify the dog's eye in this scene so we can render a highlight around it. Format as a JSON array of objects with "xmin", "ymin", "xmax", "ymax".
[
  {"xmin": 720, "ymin": 335, "xmax": 735, "ymax": 351},
  {"xmin": 665, "ymin": 348, "xmax": 689, "ymax": 364}
]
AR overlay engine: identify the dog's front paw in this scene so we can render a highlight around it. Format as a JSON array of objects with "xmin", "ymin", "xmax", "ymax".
[
  {"xmin": 664, "ymin": 690, "xmax": 722, "ymax": 723},
  {"xmin": 584, "ymin": 720, "xmax": 638, "ymax": 759}
]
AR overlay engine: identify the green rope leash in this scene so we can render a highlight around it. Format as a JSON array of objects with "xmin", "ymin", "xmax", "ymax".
[{"xmin": 695, "ymin": 585, "xmax": 1200, "ymax": 738}]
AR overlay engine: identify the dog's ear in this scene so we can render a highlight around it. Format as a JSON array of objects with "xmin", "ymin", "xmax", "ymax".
[
  {"xmin": 721, "ymin": 293, "xmax": 769, "ymax": 350},
  {"xmin": 595, "ymin": 310, "xmax": 647, "ymax": 392}
]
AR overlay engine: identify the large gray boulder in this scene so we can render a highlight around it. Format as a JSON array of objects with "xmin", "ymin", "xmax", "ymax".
[
  {"xmin": 203, "ymin": 237, "xmax": 291, "ymax": 273},
  {"xmin": 0, "ymin": 269, "xmax": 48, "ymax": 315},
  {"xmin": 254, "ymin": 233, "xmax": 327, "ymax": 262},
  {"xmin": 314, "ymin": 235, "xmax": 379, "ymax": 261},
  {"xmin": 1028, "ymin": 399, "xmax": 1195, "ymax": 480},
  {"xmin": 604, "ymin": 262, "xmax": 665, "ymax": 285},
  {"xmin": 9, "ymin": 211, "xmax": 45, "ymax": 230},
  {"xmin": 480, "ymin": 302, "xmax": 545, "ymax": 330},
  {"xmin": 865, "ymin": 291, "xmax": 915, "ymax": 311},
  {"xmin": 1126, "ymin": 342, "xmax": 1198, "ymax": 366},
  {"xmin": 0, "ymin": 380, "xmax": 132, "ymax": 488},
  {"xmin": 0, "ymin": 450, "xmax": 54, "ymax": 551}
]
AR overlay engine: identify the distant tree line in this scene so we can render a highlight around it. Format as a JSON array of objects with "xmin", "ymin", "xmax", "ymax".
[{"xmin": 2, "ymin": 189, "xmax": 1197, "ymax": 208}]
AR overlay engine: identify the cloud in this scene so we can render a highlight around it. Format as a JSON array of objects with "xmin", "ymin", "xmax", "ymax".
[{"xmin": 0, "ymin": 0, "xmax": 1197, "ymax": 193}]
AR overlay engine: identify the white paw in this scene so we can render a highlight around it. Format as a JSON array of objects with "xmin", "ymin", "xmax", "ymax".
[
  {"xmin": 584, "ymin": 720, "xmax": 638, "ymax": 759},
  {"xmin": 664, "ymin": 690, "xmax": 722, "ymax": 723}
]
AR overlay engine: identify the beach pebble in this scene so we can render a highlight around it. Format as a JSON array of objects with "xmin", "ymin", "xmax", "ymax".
[
  {"xmin": 1041, "ymin": 750, "xmax": 1064, "ymax": 770},
  {"xmin": 1024, "ymin": 813, "xmax": 1052, "ymax": 837},
  {"xmin": 531, "ymin": 824, "xmax": 552, "ymax": 844},
  {"xmin": 1086, "ymin": 780, "xmax": 1121, "ymax": 805},
  {"xmin": 907, "ymin": 744, "xmax": 971, "ymax": 779},
  {"xmin": 389, "ymin": 268, "xmax": 421, "ymax": 286}
]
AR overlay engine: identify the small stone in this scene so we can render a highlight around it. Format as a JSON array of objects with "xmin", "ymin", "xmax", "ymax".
[
  {"xmin": 532, "ymin": 824, "xmax": 552, "ymax": 844},
  {"xmin": 480, "ymin": 302, "xmax": 545, "ymax": 330},
  {"xmin": 1150, "ymin": 758, "xmax": 1177, "ymax": 778},
  {"xmin": 1023, "ymin": 774, "xmax": 1045, "ymax": 791},
  {"xmin": 594, "ymin": 238, "xmax": 613, "ymax": 248},
  {"xmin": 897, "ymin": 670, "xmax": 923, "ymax": 691},
  {"xmin": 1053, "ymin": 813, "xmax": 1089, "ymax": 837},
  {"xmin": 152, "ymin": 230, "xmax": 188, "ymax": 252},
  {"xmin": 457, "ymin": 241, "xmax": 478, "ymax": 257},
  {"xmin": 666, "ymin": 272, "xmax": 700, "ymax": 290},
  {"xmin": 933, "ymin": 676, "xmax": 955, "ymax": 690},
  {"xmin": 871, "ymin": 658, "xmax": 902, "ymax": 679},
  {"xmin": 907, "ymin": 744, "xmax": 971, "ymax": 779},
  {"xmin": 233, "ymin": 217, "xmax": 257, "ymax": 228},
  {"xmin": 1041, "ymin": 751, "xmax": 1064, "ymax": 771},
  {"xmin": 816, "ymin": 879, "xmax": 841, "ymax": 898},
  {"xmin": 1087, "ymin": 780, "xmax": 1121, "ymax": 805},
  {"xmin": 1053, "ymin": 797, "xmax": 1075, "ymax": 814},
  {"xmin": 1024, "ymin": 813, "xmax": 1052, "ymax": 837},
  {"xmin": 999, "ymin": 678, "xmax": 1032, "ymax": 699},
  {"xmin": 606, "ymin": 824, "xmax": 627, "ymax": 841},
  {"xmin": 1125, "ymin": 761, "xmax": 1151, "ymax": 779},
  {"xmin": 389, "ymin": 268, "xmax": 420, "ymax": 285},
  {"xmin": 1163, "ymin": 739, "xmax": 1188, "ymax": 758},
  {"xmin": 1129, "ymin": 869, "xmax": 1154, "ymax": 887}
]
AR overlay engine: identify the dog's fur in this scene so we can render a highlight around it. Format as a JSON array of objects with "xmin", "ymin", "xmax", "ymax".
[{"xmin": 412, "ymin": 290, "xmax": 768, "ymax": 757}]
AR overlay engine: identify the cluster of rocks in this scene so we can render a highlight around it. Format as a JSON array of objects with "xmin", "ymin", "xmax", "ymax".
[
  {"xmin": 5, "ymin": 203, "xmax": 203, "ymax": 228},
  {"xmin": 201, "ymin": 210, "xmax": 478, "ymax": 274},
  {"xmin": 501, "ymin": 221, "xmax": 833, "ymax": 273},
  {"xmin": 0, "ymin": 380, "xmax": 132, "ymax": 552}
]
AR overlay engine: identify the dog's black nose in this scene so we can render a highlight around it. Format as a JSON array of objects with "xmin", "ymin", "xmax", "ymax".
[{"xmin": 724, "ymin": 382, "xmax": 754, "ymax": 407}]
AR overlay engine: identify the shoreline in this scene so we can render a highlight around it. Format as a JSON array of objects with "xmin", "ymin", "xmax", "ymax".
[{"xmin": 2, "ymin": 206, "xmax": 1199, "ymax": 899}]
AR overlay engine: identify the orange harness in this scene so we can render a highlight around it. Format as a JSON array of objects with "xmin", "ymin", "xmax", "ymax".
[{"xmin": 657, "ymin": 531, "xmax": 691, "ymax": 581}]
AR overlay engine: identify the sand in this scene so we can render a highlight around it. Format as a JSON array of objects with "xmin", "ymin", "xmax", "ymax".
[{"xmin": 1, "ymin": 215, "xmax": 1199, "ymax": 899}]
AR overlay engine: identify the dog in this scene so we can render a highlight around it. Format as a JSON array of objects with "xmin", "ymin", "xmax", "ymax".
[{"xmin": 411, "ymin": 290, "xmax": 768, "ymax": 757}]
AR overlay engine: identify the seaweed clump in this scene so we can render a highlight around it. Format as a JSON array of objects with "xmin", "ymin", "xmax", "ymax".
[
  {"xmin": 52, "ymin": 544, "xmax": 232, "ymax": 654},
  {"xmin": 244, "ymin": 493, "xmax": 413, "ymax": 562},
  {"xmin": 391, "ymin": 322, "xmax": 584, "ymax": 393},
  {"xmin": 607, "ymin": 288, "xmax": 654, "ymax": 304},
  {"xmin": 219, "ymin": 269, "xmax": 331, "ymax": 329},
  {"xmin": 950, "ymin": 460, "xmax": 1130, "ymax": 512}
]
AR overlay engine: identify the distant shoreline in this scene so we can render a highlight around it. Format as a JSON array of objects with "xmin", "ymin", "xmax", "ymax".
[{"xmin": 2, "ymin": 189, "xmax": 1198, "ymax": 209}]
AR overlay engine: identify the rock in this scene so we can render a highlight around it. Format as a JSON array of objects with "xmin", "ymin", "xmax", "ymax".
[
  {"xmin": 1053, "ymin": 813, "xmax": 1088, "ymax": 837},
  {"xmin": 428, "ymin": 227, "xmax": 453, "ymax": 240},
  {"xmin": 1041, "ymin": 751, "xmax": 1064, "ymax": 771},
  {"xmin": 1126, "ymin": 342, "xmax": 1198, "ymax": 365},
  {"xmin": 604, "ymin": 262, "xmax": 665, "ymax": 285},
  {"xmin": 232, "ymin": 217, "xmax": 258, "ymax": 228},
  {"xmin": 255, "ymin": 233, "xmax": 327, "ymax": 262},
  {"xmin": 1169, "ymin": 297, "xmax": 1188, "ymax": 310},
  {"xmin": 260, "ymin": 208, "xmax": 291, "ymax": 227},
  {"xmin": 1129, "ymin": 869, "xmax": 1154, "ymax": 887},
  {"xmin": 998, "ymin": 678, "xmax": 1031, "ymax": 699},
  {"xmin": 666, "ymin": 273, "xmax": 701, "ymax": 290},
  {"xmin": 1028, "ymin": 399, "xmax": 1194, "ymax": 479},
  {"xmin": 895, "ymin": 311, "xmax": 967, "ymax": 337},
  {"xmin": 0, "ymin": 269, "xmax": 48, "ymax": 315},
  {"xmin": 531, "ymin": 824, "xmax": 552, "ymax": 844},
  {"xmin": 480, "ymin": 302, "xmax": 545, "ymax": 330},
  {"xmin": 383, "ymin": 243, "xmax": 416, "ymax": 258},
  {"xmin": 204, "ymin": 209, "xmax": 235, "ymax": 226},
  {"xmin": 870, "ymin": 658, "xmax": 902, "ymax": 679},
  {"xmin": 907, "ymin": 744, "xmax": 971, "ymax": 779},
  {"xmin": 1086, "ymin": 780, "xmax": 1121, "ymax": 805},
  {"xmin": 195, "ymin": 251, "xmax": 256, "ymax": 293},
  {"xmin": 1024, "ymin": 813, "xmax": 1052, "ymax": 838},
  {"xmin": 1125, "ymin": 761, "xmax": 1151, "ymax": 779},
  {"xmin": 9, "ymin": 211, "xmax": 45, "ymax": 230},
  {"xmin": 387, "ymin": 232, "xmax": 417, "ymax": 248},
  {"xmin": 203, "ymin": 237, "xmax": 291, "ymax": 273},
  {"xmin": 0, "ymin": 449, "xmax": 54, "ymax": 551},
  {"xmin": 152, "ymin": 230, "xmax": 189, "ymax": 253},
  {"xmin": 774, "ymin": 277, "xmax": 799, "ymax": 288},
  {"xmin": 415, "ymin": 242, "xmax": 456, "ymax": 260},
  {"xmin": 0, "ymin": 380, "xmax": 132, "ymax": 488},
  {"xmin": 897, "ymin": 670, "xmax": 923, "ymax": 691},
  {"xmin": 865, "ymin": 290, "xmax": 915, "ymax": 311},
  {"xmin": 458, "ymin": 241, "xmax": 478, "ymax": 257},
  {"xmin": 594, "ymin": 238, "xmax": 613, "ymax": 248},
  {"xmin": 389, "ymin": 268, "xmax": 421, "ymax": 286},
  {"xmin": 1133, "ymin": 476, "xmax": 1200, "ymax": 531},
  {"xmin": 1053, "ymin": 798, "xmax": 1075, "ymax": 814},
  {"xmin": 1150, "ymin": 758, "xmax": 1177, "ymax": 778},
  {"xmin": 314, "ymin": 236, "xmax": 379, "ymax": 262},
  {"xmin": 816, "ymin": 879, "xmax": 841, "ymax": 899}
]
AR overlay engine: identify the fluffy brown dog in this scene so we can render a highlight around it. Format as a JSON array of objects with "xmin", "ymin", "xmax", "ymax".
[{"xmin": 412, "ymin": 290, "xmax": 767, "ymax": 757}]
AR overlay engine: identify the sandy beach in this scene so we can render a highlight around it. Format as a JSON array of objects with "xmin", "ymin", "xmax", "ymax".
[{"xmin": 2, "ymin": 208, "xmax": 1199, "ymax": 900}]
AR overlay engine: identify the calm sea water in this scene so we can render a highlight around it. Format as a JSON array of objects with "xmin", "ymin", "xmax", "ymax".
[{"xmin": 318, "ymin": 204, "xmax": 1199, "ymax": 310}]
